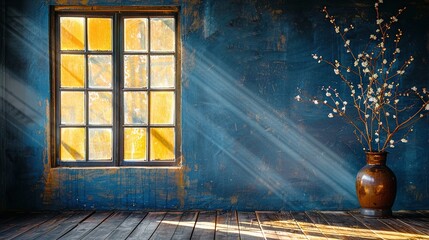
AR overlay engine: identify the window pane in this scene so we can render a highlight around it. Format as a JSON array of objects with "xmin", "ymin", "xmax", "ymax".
[
  {"xmin": 150, "ymin": 18, "xmax": 175, "ymax": 52},
  {"xmin": 150, "ymin": 92, "xmax": 174, "ymax": 124},
  {"xmin": 124, "ymin": 55, "xmax": 148, "ymax": 88},
  {"xmin": 124, "ymin": 91, "xmax": 148, "ymax": 124},
  {"xmin": 89, "ymin": 91, "xmax": 112, "ymax": 125},
  {"xmin": 61, "ymin": 128, "xmax": 85, "ymax": 161},
  {"xmin": 61, "ymin": 91, "xmax": 85, "ymax": 124},
  {"xmin": 124, "ymin": 128, "xmax": 147, "ymax": 161},
  {"xmin": 88, "ymin": 55, "xmax": 112, "ymax": 88},
  {"xmin": 88, "ymin": 18, "xmax": 112, "ymax": 51},
  {"xmin": 60, "ymin": 17, "xmax": 85, "ymax": 51},
  {"xmin": 89, "ymin": 128, "xmax": 112, "ymax": 160},
  {"xmin": 61, "ymin": 54, "xmax": 85, "ymax": 88},
  {"xmin": 150, "ymin": 128, "xmax": 174, "ymax": 161},
  {"xmin": 124, "ymin": 18, "xmax": 148, "ymax": 52},
  {"xmin": 150, "ymin": 55, "xmax": 175, "ymax": 88}
]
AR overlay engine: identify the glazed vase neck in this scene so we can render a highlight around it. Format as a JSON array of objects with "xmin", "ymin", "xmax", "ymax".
[{"xmin": 365, "ymin": 152, "xmax": 387, "ymax": 165}]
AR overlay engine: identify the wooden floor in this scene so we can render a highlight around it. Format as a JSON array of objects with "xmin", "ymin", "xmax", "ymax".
[{"xmin": 1, "ymin": 210, "xmax": 429, "ymax": 239}]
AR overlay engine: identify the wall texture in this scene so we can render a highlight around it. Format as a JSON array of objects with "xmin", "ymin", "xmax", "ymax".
[{"xmin": 1, "ymin": 0, "xmax": 429, "ymax": 211}]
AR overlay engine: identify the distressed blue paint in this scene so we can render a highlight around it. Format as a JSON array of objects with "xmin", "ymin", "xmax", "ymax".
[{"xmin": 1, "ymin": 0, "xmax": 428, "ymax": 211}]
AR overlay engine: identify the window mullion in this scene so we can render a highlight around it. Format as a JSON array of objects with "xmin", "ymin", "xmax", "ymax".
[
  {"xmin": 84, "ymin": 16, "xmax": 89, "ymax": 162},
  {"xmin": 114, "ymin": 13, "xmax": 121, "ymax": 166},
  {"xmin": 147, "ymin": 17, "xmax": 152, "ymax": 163}
]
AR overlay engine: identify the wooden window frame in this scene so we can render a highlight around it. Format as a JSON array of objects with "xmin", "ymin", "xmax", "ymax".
[{"xmin": 50, "ymin": 6, "xmax": 182, "ymax": 167}]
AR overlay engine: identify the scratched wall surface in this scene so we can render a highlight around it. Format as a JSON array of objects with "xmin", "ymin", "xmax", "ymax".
[{"xmin": 1, "ymin": 0, "xmax": 429, "ymax": 211}]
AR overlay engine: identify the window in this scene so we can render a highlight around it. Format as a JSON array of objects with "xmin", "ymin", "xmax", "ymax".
[{"xmin": 50, "ymin": 6, "xmax": 181, "ymax": 167}]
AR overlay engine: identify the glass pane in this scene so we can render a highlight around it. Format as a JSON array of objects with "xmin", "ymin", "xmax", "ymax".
[
  {"xmin": 124, "ymin": 18, "xmax": 148, "ymax": 52},
  {"xmin": 89, "ymin": 91, "xmax": 112, "ymax": 125},
  {"xmin": 60, "ymin": 128, "xmax": 85, "ymax": 161},
  {"xmin": 61, "ymin": 54, "xmax": 85, "ymax": 88},
  {"xmin": 124, "ymin": 92, "xmax": 148, "ymax": 124},
  {"xmin": 89, "ymin": 128, "xmax": 112, "ymax": 160},
  {"xmin": 150, "ymin": 18, "xmax": 175, "ymax": 52},
  {"xmin": 124, "ymin": 128, "xmax": 147, "ymax": 161},
  {"xmin": 150, "ymin": 128, "xmax": 175, "ymax": 161},
  {"xmin": 150, "ymin": 55, "xmax": 175, "ymax": 88},
  {"xmin": 150, "ymin": 92, "xmax": 174, "ymax": 124},
  {"xmin": 124, "ymin": 55, "xmax": 148, "ymax": 88},
  {"xmin": 61, "ymin": 91, "xmax": 85, "ymax": 124},
  {"xmin": 88, "ymin": 55, "xmax": 112, "ymax": 88},
  {"xmin": 88, "ymin": 18, "xmax": 112, "ymax": 51},
  {"xmin": 60, "ymin": 17, "xmax": 85, "ymax": 50}
]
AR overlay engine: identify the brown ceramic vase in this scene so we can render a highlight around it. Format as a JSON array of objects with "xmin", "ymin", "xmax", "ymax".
[{"xmin": 356, "ymin": 152, "xmax": 396, "ymax": 218}]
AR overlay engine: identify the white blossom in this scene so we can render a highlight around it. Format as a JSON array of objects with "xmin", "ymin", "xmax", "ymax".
[
  {"xmin": 376, "ymin": 18, "xmax": 384, "ymax": 25},
  {"xmin": 411, "ymin": 86, "xmax": 417, "ymax": 91},
  {"xmin": 294, "ymin": 95, "xmax": 301, "ymax": 101},
  {"xmin": 328, "ymin": 113, "xmax": 334, "ymax": 118},
  {"xmin": 385, "ymin": 112, "xmax": 390, "ymax": 116},
  {"xmin": 375, "ymin": 138, "xmax": 379, "ymax": 143},
  {"xmin": 361, "ymin": 61, "xmax": 368, "ymax": 67},
  {"xmin": 395, "ymin": 48, "xmax": 401, "ymax": 53},
  {"xmin": 401, "ymin": 138, "xmax": 408, "ymax": 143},
  {"xmin": 313, "ymin": 100, "xmax": 319, "ymax": 104},
  {"xmin": 335, "ymin": 26, "xmax": 340, "ymax": 33},
  {"xmin": 326, "ymin": 92, "xmax": 332, "ymax": 97},
  {"xmin": 335, "ymin": 101, "xmax": 340, "ymax": 106},
  {"xmin": 354, "ymin": 60, "xmax": 359, "ymax": 67},
  {"xmin": 312, "ymin": 54, "xmax": 318, "ymax": 60},
  {"xmin": 334, "ymin": 69, "xmax": 340, "ymax": 75},
  {"xmin": 363, "ymin": 68, "xmax": 370, "ymax": 73},
  {"xmin": 370, "ymin": 34, "xmax": 377, "ymax": 40},
  {"xmin": 383, "ymin": 59, "xmax": 387, "ymax": 64},
  {"xmin": 344, "ymin": 40, "xmax": 350, "ymax": 47},
  {"xmin": 365, "ymin": 114, "xmax": 370, "ymax": 119},
  {"xmin": 425, "ymin": 104, "xmax": 429, "ymax": 110}
]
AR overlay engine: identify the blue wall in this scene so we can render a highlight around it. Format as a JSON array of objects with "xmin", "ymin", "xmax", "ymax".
[{"xmin": 1, "ymin": 0, "xmax": 428, "ymax": 211}]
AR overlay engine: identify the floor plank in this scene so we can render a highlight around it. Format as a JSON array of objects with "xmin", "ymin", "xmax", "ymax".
[
  {"xmin": 170, "ymin": 211, "xmax": 198, "ymax": 240},
  {"xmin": 393, "ymin": 211, "xmax": 429, "ymax": 235},
  {"xmin": 304, "ymin": 211, "xmax": 338, "ymax": 239},
  {"xmin": 35, "ymin": 211, "xmax": 94, "ymax": 240},
  {"xmin": 13, "ymin": 211, "xmax": 75, "ymax": 240},
  {"xmin": 290, "ymin": 211, "xmax": 327, "ymax": 240},
  {"xmin": 0, "ymin": 212, "xmax": 57, "ymax": 239},
  {"xmin": 318, "ymin": 211, "xmax": 380, "ymax": 240},
  {"xmin": 127, "ymin": 212, "xmax": 166, "ymax": 240},
  {"xmin": 58, "ymin": 211, "xmax": 112, "ymax": 240},
  {"xmin": 237, "ymin": 211, "xmax": 264, "ymax": 240},
  {"xmin": 257, "ymin": 211, "xmax": 306, "ymax": 239},
  {"xmin": 81, "ymin": 211, "xmax": 131, "ymax": 240},
  {"xmin": 149, "ymin": 212, "xmax": 183, "ymax": 240},
  {"xmin": 190, "ymin": 211, "xmax": 216, "ymax": 240},
  {"xmin": 350, "ymin": 211, "xmax": 429, "ymax": 240},
  {"xmin": 105, "ymin": 212, "xmax": 147, "ymax": 239},
  {"xmin": 379, "ymin": 212, "xmax": 429, "ymax": 238},
  {"xmin": 215, "ymin": 210, "xmax": 240, "ymax": 240}
]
